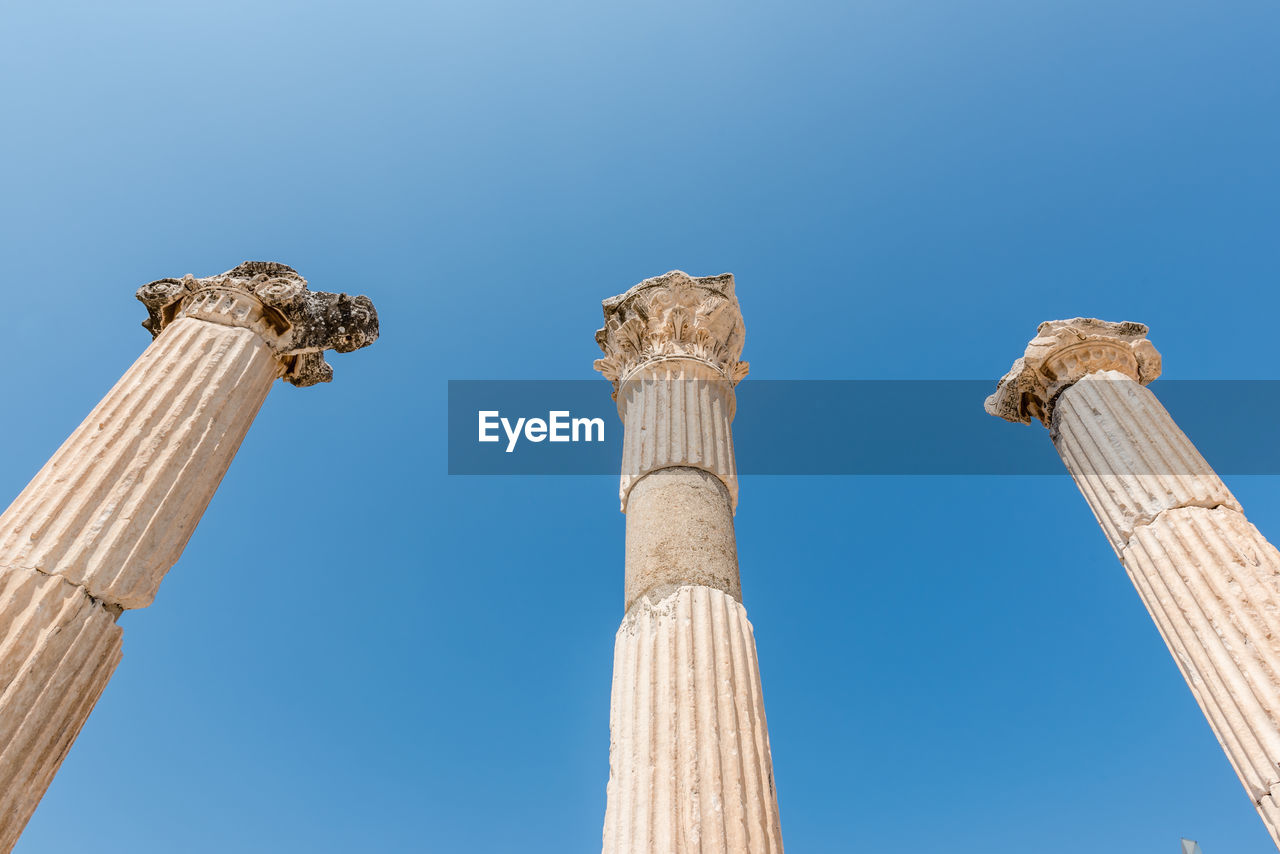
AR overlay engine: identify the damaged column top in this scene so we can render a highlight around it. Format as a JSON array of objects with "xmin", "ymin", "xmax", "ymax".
[
  {"xmin": 137, "ymin": 261, "xmax": 379, "ymax": 387},
  {"xmin": 593, "ymin": 269, "xmax": 749, "ymax": 400},
  {"xmin": 985, "ymin": 317, "xmax": 1161, "ymax": 426},
  {"xmin": 593, "ymin": 270, "xmax": 750, "ymax": 511}
]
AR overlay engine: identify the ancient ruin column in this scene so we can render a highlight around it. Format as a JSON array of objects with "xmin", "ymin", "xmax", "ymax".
[
  {"xmin": 594, "ymin": 271, "xmax": 783, "ymax": 854},
  {"xmin": 986, "ymin": 318, "xmax": 1280, "ymax": 849},
  {"xmin": 0, "ymin": 262, "xmax": 377, "ymax": 851}
]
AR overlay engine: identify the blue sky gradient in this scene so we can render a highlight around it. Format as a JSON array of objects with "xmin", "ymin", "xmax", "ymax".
[{"xmin": 2, "ymin": 1, "xmax": 1278, "ymax": 851}]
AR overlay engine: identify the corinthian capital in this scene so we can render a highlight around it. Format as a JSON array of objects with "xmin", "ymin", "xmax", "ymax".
[
  {"xmin": 593, "ymin": 270, "xmax": 749, "ymax": 398},
  {"xmin": 986, "ymin": 317, "xmax": 1162, "ymax": 425},
  {"xmin": 136, "ymin": 261, "xmax": 379, "ymax": 387}
]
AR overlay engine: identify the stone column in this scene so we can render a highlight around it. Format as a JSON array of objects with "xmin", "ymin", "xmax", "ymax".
[
  {"xmin": 987, "ymin": 318, "xmax": 1280, "ymax": 849},
  {"xmin": 594, "ymin": 271, "xmax": 784, "ymax": 854},
  {"xmin": 0, "ymin": 262, "xmax": 377, "ymax": 851}
]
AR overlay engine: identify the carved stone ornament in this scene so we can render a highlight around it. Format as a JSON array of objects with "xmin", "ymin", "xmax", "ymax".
[
  {"xmin": 593, "ymin": 270, "xmax": 749, "ymax": 399},
  {"xmin": 985, "ymin": 317, "xmax": 1162, "ymax": 425},
  {"xmin": 137, "ymin": 261, "xmax": 379, "ymax": 387}
]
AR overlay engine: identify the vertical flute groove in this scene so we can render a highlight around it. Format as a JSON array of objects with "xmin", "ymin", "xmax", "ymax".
[
  {"xmin": 617, "ymin": 368, "xmax": 738, "ymax": 513},
  {"xmin": 1122, "ymin": 507, "xmax": 1280, "ymax": 798},
  {"xmin": 988, "ymin": 320, "xmax": 1280, "ymax": 849},
  {"xmin": 0, "ymin": 568, "xmax": 121, "ymax": 852},
  {"xmin": 0, "ymin": 318, "xmax": 279, "ymax": 609},
  {"xmin": 1052, "ymin": 372, "xmax": 1238, "ymax": 553},
  {"xmin": 1052, "ymin": 371, "xmax": 1280, "ymax": 849},
  {"xmin": 602, "ymin": 586, "xmax": 784, "ymax": 854}
]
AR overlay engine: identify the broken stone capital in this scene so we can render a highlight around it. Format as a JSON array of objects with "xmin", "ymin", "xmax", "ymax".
[
  {"xmin": 594, "ymin": 271, "xmax": 748, "ymax": 510},
  {"xmin": 984, "ymin": 317, "xmax": 1161, "ymax": 426},
  {"xmin": 137, "ymin": 261, "xmax": 379, "ymax": 387},
  {"xmin": 593, "ymin": 270, "xmax": 749, "ymax": 397}
]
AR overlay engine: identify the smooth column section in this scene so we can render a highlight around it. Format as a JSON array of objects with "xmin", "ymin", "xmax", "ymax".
[{"xmin": 987, "ymin": 318, "xmax": 1280, "ymax": 849}]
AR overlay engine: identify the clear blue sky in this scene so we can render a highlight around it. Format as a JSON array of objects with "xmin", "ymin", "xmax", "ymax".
[{"xmin": 2, "ymin": 1, "xmax": 1278, "ymax": 852}]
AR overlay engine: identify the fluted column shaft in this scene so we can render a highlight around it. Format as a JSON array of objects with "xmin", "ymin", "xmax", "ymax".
[
  {"xmin": 0, "ymin": 314, "xmax": 278, "ymax": 848},
  {"xmin": 0, "ymin": 315, "xmax": 279, "ymax": 607},
  {"xmin": 1056, "ymin": 373, "xmax": 1280, "ymax": 845},
  {"xmin": 0, "ymin": 263, "xmax": 378, "ymax": 851},
  {"xmin": 596, "ymin": 271, "xmax": 783, "ymax": 854},
  {"xmin": 616, "ymin": 362, "xmax": 739, "ymax": 513},
  {"xmin": 0, "ymin": 572, "xmax": 122, "ymax": 852},
  {"xmin": 605, "ymin": 584, "xmax": 782, "ymax": 853},
  {"xmin": 988, "ymin": 318, "xmax": 1280, "ymax": 849}
]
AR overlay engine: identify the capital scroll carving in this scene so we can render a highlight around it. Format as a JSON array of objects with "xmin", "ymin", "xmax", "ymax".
[
  {"xmin": 986, "ymin": 317, "xmax": 1162, "ymax": 425},
  {"xmin": 137, "ymin": 261, "xmax": 378, "ymax": 387},
  {"xmin": 593, "ymin": 270, "xmax": 748, "ymax": 399}
]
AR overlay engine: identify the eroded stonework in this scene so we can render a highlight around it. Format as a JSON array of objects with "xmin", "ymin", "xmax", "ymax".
[
  {"xmin": 985, "ymin": 317, "xmax": 1161, "ymax": 425},
  {"xmin": 595, "ymin": 271, "xmax": 748, "ymax": 511},
  {"xmin": 137, "ymin": 261, "xmax": 379, "ymax": 387},
  {"xmin": 988, "ymin": 318, "xmax": 1280, "ymax": 851},
  {"xmin": 595, "ymin": 272, "xmax": 783, "ymax": 854},
  {"xmin": 0, "ymin": 262, "xmax": 379, "ymax": 853},
  {"xmin": 604, "ymin": 585, "xmax": 783, "ymax": 854},
  {"xmin": 0, "ymin": 317, "xmax": 280, "ymax": 608},
  {"xmin": 594, "ymin": 270, "xmax": 749, "ymax": 398}
]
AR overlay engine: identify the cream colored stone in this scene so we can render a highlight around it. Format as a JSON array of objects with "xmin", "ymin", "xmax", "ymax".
[
  {"xmin": 1122, "ymin": 506, "xmax": 1280, "ymax": 810},
  {"xmin": 603, "ymin": 585, "xmax": 783, "ymax": 854},
  {"xmin": 985, "ymin": 317, "xmax": 1160, "ymax": 426},
  {"xmin": 624, "ymin": 467, "xmax": 740, "ymax": 611},
  {"xmin": 989, "ymin": 318, "xmax": 1280, "ymax": 851},
  {"xmin": 595, "ymin": 271, "xmax": 748, "ymax": 511},
  {"xmin": 1262, "ymin": 795, "xmax": 1280, "ymax": 846},
  {"xmin": 0, "ymin": 317, "xmax": 278, "ymax": 609},
  {"xmin": 616, "ymin": 364, "xmax": 739, "ymax": 513},
  {"xmin": 0, "ymin": 262, "xmax": 378, "ymax": 853},
  {"xmin": 596, "ymin": 272, "xmax": 783, "ymax": 854},
  {"xmin": 1053, "ymin": 371, "xmax": 1240, "ymax": 555},
  {"xmin": 0, "ymin": 567, "xmax": 121, "ymax": 852}
]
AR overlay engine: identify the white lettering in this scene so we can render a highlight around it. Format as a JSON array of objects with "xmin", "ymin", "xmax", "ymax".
[
  {"xmin": 502, "ymin": 417, "xmax": 525, "ymax": 453},
  {"xmin": 572, "ymin": 416, "xmax": 605, "ymax": 442},
  {"xmin": 479, "ymin": 410, "xmax": 605, "ymax": 452},
  {"xmin": 478, "ymin": 411, "xmax": 500, "ymax": 443},
  {"xmin": 549, "ymin": 411, "xmax": 570, "ymax": 442}
]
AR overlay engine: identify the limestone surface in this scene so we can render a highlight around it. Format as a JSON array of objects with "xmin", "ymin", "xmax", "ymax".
[
  {"xmin": 596, "ymin": 272, "xmax": 783, "ymax": 854},
  {"xmin": 0, "ymin": 568, "xmax": 121, "ymax": 852},
  {"xmin": 624, "ymin": 467, "xmax": 741, "ymax": 611},
  {"xmin": 989, "ymin": 318, "xmax": 1280, "ymax": 850},
  {"xmin": 603, "ymin": 585, "xmax": 783, "ymax": 854},
  {"xmin": 138, "ymin": 261, "xmax": 378, "ymax": 386},
  {"xmin": 1122, "ymin": 506, "xmax": 1280, "ymax": 808},
  {"xmin": 1052, "ymin": 371, "xmax": 1240, "ymax": 555},
  {"xmin": 986, "ymin": 317, "xmax": 1160, "ymax": 426},
  {"xmin": 0, "ymin": 317, "xmax": 278, "ymax": 608},
  {"xmin": 0, "ymin": 263, "xmax": 378, "ymax": 853},
  {"xmin": 596, "ymin": 271, "xmax": 747, "ymax": 511},
  {"xmin": 594, "ymin": 270, "xmax": 748, "ymax": 398}
]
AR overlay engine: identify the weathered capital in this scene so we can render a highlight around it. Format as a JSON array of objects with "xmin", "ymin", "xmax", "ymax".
[
  {"xmin": 137, "ymin": 261, "xmax": 379, "ymax": 387},
  {"xmin": 985, "ymin": 317, "xmax": 1161, "ymax": 425},
  {"xmin": 593, "ymin": 270, "xmax": 749, "ymax": 398}
]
